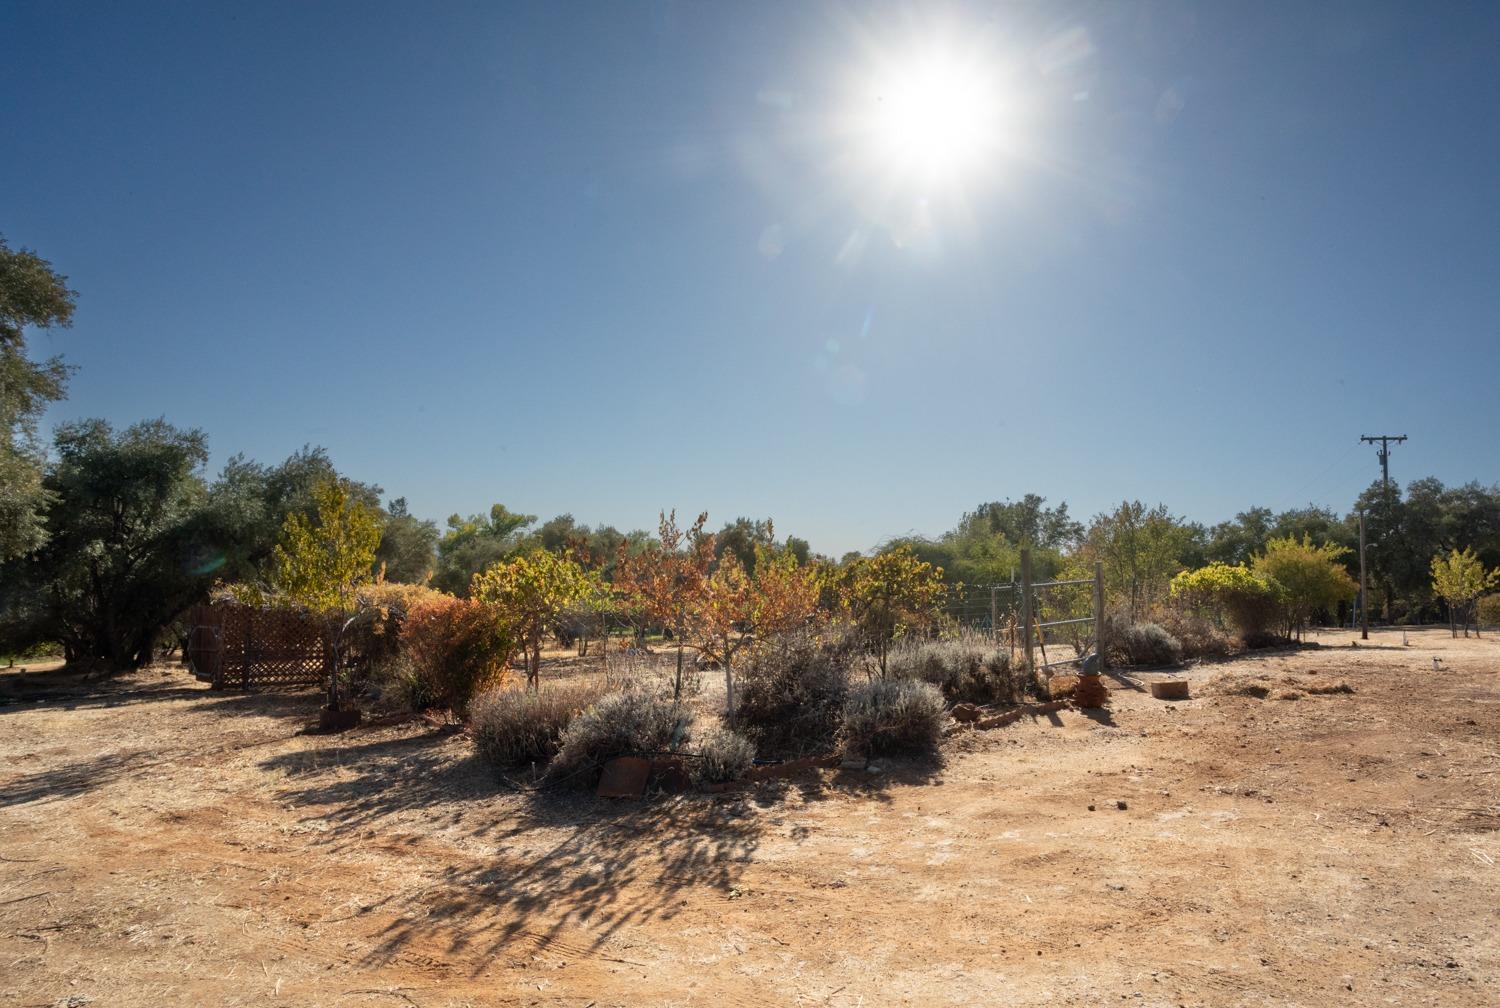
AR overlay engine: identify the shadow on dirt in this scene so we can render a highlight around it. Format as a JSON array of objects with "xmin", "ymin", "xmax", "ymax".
[
  {"xmin": 259, "ymin": 729, "xmax": 941, "ymax": 966},
  {"xmin": 0, "ymin": 665, "xmax": 321, "ymax": 722}
]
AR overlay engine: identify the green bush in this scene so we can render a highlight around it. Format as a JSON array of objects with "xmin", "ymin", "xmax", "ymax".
[
  {"xmin": 549, "ymin": 687, "xmax": 693, "ymax": 786},
  {"xmin": 470, "ymin": 682, "xmax": 606, "ymax": 768},
  {"xmin": 736, "ymin": 628, "xmax": 857, "ymax": 755},
  {"xmin": 1479, "ymin": 594, "xmax": 1500, "ymax": 627},
  {"xmin": 885, "ymin": 630, "xmax": 1026, "ymax": 705},
  {"xmin": 1169, "ymin": 563, "xmax": 1281, "ymax": 643},
  {"xmin": 840, "ymin": 677, "xmax": 946, "ymax": 758},
  {"xmin": 692, "ymin": 726, "xmax": 756, "ymax": 785}
]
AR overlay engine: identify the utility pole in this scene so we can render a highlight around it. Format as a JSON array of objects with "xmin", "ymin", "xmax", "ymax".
[
  {"xmin": 1358, "ymin": 510, "xmax": 1369, "ymax": 640},
  {"xmin": 1360, "ymin": 434, "xmax": 1408, "ymax": 492}
]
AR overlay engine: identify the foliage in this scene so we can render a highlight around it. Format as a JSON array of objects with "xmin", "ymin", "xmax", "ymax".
[
  {"xmin": 433, "ymin": 503, "xmax": 536, "ymax": 596},
  {"xmin": 1430, "ymin": 547, "xmax": 1499, "ymax": 636},
  {"xmin": 840, "ymin": 677, "xmax": 946, "ymax": 759},
  {"xmin": 1155, "ymin": 610, "xmax": 1234, "ymax": 661},
  {"xmin": 885, "ymin": 630, "xmax": 1027, "ymax": 705},
  {"xmin": 0, "ymin": 419, "xmax": 242, "ymax": 670},
  {"xmin": 1169, "ymin": 562, "xmax": 1281, "ymax": 641},
  {"xmin": 736, "ymin": 627, "xmax": 858, "ymax": 754},
  {"xmin": 398, "ymin": 594, "xmax": 512, "ymax": 713},
  {"xmin": 271, "ymin": 480, "xmax": 383, "ymax": 614},
  {"xmin": 1083, "ymin": 501, "xmax": 1204, "ymax": 620},
  {"xmin": 612, "ymin": 510, "xmax": 717, "ymax": 696},
  {"xmin": 1252, "ymin": 535, "xmax": 1358, "ymax": 640},
  {"xmin": 1103, "ymin": 616, "xmax": 1183, "ymax": 667},
  {"xmin": 375, "ymin": 497, "xmax": 439, "ymax": 583},
  {"xmin": 692, "ymin": 726, "xmax": 756, "ymax": 785},
  {"xmin": 470, "ymin": 548, "xmax": 600, "ymax": 688},
  {"xmin": 837, "ymin": 544, "xmax": 948, "ymax": 672},
  {"xmin": 1478, "ymin": 594, "xmax": 1500, "ymax": 627},
  {"xmin": 548, "ymin": 687, "xmax": 693, "ymax": 786},
  {"xmin": 469, "ymin": 682, "xmax": 606, "ymax": 768},
  {"xmin": 1, "ymin": 235, "xmax": 76, "ymax": 562}
]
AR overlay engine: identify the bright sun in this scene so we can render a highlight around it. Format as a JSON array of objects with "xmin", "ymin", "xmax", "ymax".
[{"xmin": 857, "ymin": 48, "xmax": 1008, "ymax": 189}]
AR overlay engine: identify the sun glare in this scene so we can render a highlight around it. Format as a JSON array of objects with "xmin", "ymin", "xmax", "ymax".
[{"xmin": 853, "ymin": 46, "xmax": 1011, "ymax": 190}]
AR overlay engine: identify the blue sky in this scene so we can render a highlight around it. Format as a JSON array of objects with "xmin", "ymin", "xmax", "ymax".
[{"xmin": 4, "ymin": 1, "xmax": 1497, "ymax": 556}]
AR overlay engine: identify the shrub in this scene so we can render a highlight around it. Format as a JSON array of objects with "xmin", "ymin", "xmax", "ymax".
[
  {"xmin": 885, "ymin": 630, "xmax": 1027, "ymax": 705},
  {"xmin": 736, "ymin": 628, "xmax": 857, "ymax": 754},
  {"xmin": 1480, "ymin": 594, "xmax": 1500, "ymax": 627},
  {"xmin": 1169, "ymin": 563, "xmax": 1280, "ymax": 643},
  {"xmin": 840, "ymin": 677, "xmax": 946, "ymax": 758},
  {"xmin": 692, "ymin": 726, "xmax": 756, "ymax": 785},
  {"xmin": 470, "ymin": 682, "xmax": 606, "ymax": 768},
  {"xmin": 1104, "ymin": 615, "xmax": 1182, "ymax": 667},
  {"xmin": 399, "ymin": 595, "xmax": 513, "ymax": 715},
  {"xmin": 549, "ymin": 687, "xmax": 693, "ymax": 786},
  {"xmin": 1156, "ymin": 611, "xmax": 1233, "ymax": 661}
]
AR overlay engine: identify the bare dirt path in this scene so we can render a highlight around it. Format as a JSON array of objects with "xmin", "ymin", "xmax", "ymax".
[{"xmin": 2, "ymin": 628, "xmax": 1496, "ymax": 1006}]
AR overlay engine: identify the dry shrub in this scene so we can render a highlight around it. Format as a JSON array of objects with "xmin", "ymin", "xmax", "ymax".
[
  {"xmin": 1305, "ymin": 679, "xmax": 1354, "ymax": 695},
  {"xmin": 549, "ymin": 687, "xmax": 693, "ymax": 787},
  {"xmin": 346, "ymin": 583, "xmax": 449, "ymax": 676},
  {"xmin": 1157, "ymin": 611, "xmax": 1233, "ymax": 662},
  {"xmin": 737, "ymin": 627, "xmax": 858, "ymax": 755},
  {"xmin": 399, "ymin": 595, "xmax": 512, "ymax": 715},
  {"xmin": 1104, "ymin": 614, "xmax": 1182, "ymax": 667},
  {"xmin": 1204, "ymin": 671, "xmax": 1273, "ymax": 699},
  {"xmin": 692, "ymin": 726, "xmax": 756, "ymax": 785},
  {"xmin": 840, "ymin": 677, "xmax": 946, "ymax": 758},
  {"xmin": 470, "ymin": 682, "xmax": 607, "ymax": 768},
  {"xmin": 886, "ymin": 629, "xmax": 1029, "ymax": 705}
]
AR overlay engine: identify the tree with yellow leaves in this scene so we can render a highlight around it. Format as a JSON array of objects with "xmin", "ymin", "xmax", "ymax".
[
  {"xmin": 1430, "ymin": 547, "xmax": 1499, "ymax": 638},
  {"xmin": 471, "ymin": 548, "xmax": 599, "ymax": 689}
]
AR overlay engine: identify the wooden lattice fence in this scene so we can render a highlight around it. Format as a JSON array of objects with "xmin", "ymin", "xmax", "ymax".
[{"xmin": 185, "ymin": 603, "xmax": 331, "ymax": 690}]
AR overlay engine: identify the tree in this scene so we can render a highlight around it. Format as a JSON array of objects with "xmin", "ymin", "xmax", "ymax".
[
  {"xmin": 838, "ymin": 545, "xmax": 948, "ymax": 674},
  {"xmin": 471, "ymin": 548, "xmax": 599, "ymax": 689},
  {"xmin": 270, "ymin": 480, "xmax": 383, "ymax": 613},
  {"xmin": 433, "ymin": 503, "xmax": 536, "ymax": 595},
  {"xmin": 0, "ymin": 419, "xmax": 238, "ymax": 669},
  {"xmin": 613, "ymin": 510, "xmax": 716, "ymax": 698},
  {"xmin": 1252, "ymin": 536, "xmax": 1357, "ymax": 641},
  {"xmin": 375, "ymin": 497, "xmax": 439, "ymax": 583},
  {"xmin": 1084, "ymin": 501, "xmax": 1203, "ymax": 619},
  {"xmin": 1, "ymin": 236, "xmax": 76, "ymax": 561},
  {"xmin": 1430, "ymin": 548, "xmax": 1499, "ymax": 638}
]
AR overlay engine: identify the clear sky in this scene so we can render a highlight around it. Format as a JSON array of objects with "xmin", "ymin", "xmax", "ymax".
[{"xmin": 4, "ymin": 1, "xmax": 1497, "ymax": 556}]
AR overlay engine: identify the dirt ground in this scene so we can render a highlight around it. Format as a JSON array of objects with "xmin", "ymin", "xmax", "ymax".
[{"xmin": 2, "ymin": 628, "xmax": 1496, "ymax": 1007}]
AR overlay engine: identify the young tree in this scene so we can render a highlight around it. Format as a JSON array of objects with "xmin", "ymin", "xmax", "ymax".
[
  {"xmin": 613, "ymin": 510, "xmax": 716, "ymax": 699},
  {"xmin": 271, "ymin": 480, "xmax": 383, "ymax": 613},
  {"xmin": 471, "ymin": 549, "xmax": 599, "ymax": 689},
  {"xmin": 1430, "ymin": 548, "xmax": 1499, "ymax": 638},
  {"xmin": 1084, "ymin": 501, "xmax": 1203, "ymax": 619},
  {"xmin": 1252, "ymin": 536, "xmax": 1358, "ymax": 641},
  {"xmin": 839, "ymin": 545, "xmax": 948, "ymax": 674},
  {"xmin": 1, "ymin": 236, "xmax": 76, "ymax": 561}
]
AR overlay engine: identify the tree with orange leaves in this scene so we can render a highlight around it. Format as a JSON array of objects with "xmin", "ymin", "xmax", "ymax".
[{"xmin": 613, "ymin": 510, "xmax": 716, "ymax": 700}]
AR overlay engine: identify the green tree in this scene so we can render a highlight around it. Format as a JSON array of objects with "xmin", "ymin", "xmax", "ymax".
[
  {"xmin": 0, "ymin": 419, "xmax": 238, "ymax": 669},
  {"xmin": 270, "ymin": 480, "xmax": 383, "ymax": 613},
  {"xmin": 1085, "ymin": 501, "xmax": 1203, "ymax": 619},
  {"xmin": 433, "ymin": 503, "xmax": 536, "ymax": 595},
  {"xmin": 1, "ymin": 236, "xmax": 76, "ymax": 561},
  {"xmin": 1430, "ymin": 548, "xmax": 1499, "ymax": 638},
  {"xmin": 1252, "ymin": 536, "xmax": 1357, "ymax": 640},
  {"xmin": 471, "ymin": 549, "xmax": 599, "ymax": 689},
  {"xmin": 375, "ymin": 497, "xmax": 439, "ymax": 583}
]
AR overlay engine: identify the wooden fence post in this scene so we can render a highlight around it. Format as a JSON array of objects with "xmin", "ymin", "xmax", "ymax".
[
  {"xmin": 1020, "ymin": 548, "xmax": 1034, "ymax": 675},
  {"xmin": 1093, "ymin": 561, "xmax": 1107, "ymax": 671}
]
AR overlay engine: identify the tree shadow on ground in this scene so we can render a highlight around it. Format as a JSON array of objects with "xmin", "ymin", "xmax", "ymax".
[
  {"xmin": 257, "ymin": 732, "xmax": 942, "ymax": 969},
  {"xmin": 0, "ymin": 748, "xmax": 153, "ymax": 808},
  {"xmin": 0, "ymin": 665, "xmax": 321, "ymax": 722}
]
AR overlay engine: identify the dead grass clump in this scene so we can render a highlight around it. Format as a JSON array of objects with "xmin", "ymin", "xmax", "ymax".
[
  {"xmin": 738, "ymin": 628, "xmax": 856, "ymax": 755},
  {"xmin": 1276, "ymin": 689, "xmax": 1304, "ymax": 700},
  {"xmin": 692, "ymin": 726, "xmax": 755, "ymax": 785},
  {"xmin": 1305, "ymin": 680, "xmax": 1355, "ymax": 695},
  {"xmin": 1204, "ymin": 671, "xmax": 1273, "ymax": 699},
  {"xmin": 469, "ymin": 681, "xmax": 607, "ymax": 768},
  {"xmin": 1157, "ymin": 612, "xmax": 1233, "ymax": 661}
]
